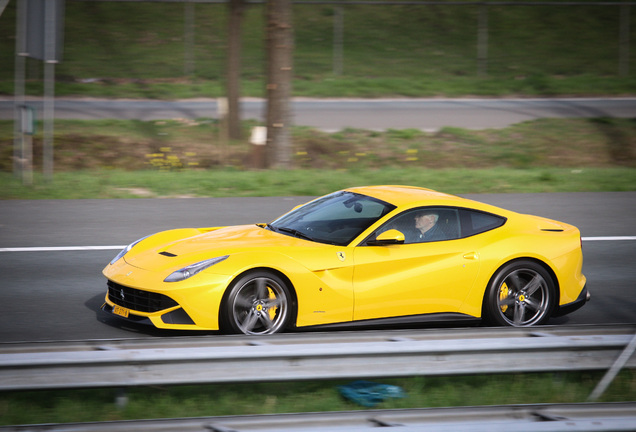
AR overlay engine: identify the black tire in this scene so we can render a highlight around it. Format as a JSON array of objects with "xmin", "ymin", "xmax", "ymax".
[
  {"xmin": 484, "ymin": 260, "xmax": 555, "ymax": 327},
  {"xmin": 221, "ymin": 271, "xmax": 294, "ymax": 335}
]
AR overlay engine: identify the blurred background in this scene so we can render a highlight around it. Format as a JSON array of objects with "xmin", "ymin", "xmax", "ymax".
[
  {"xmin": 0, "ymin": 0, "xmax": 634, "ymax": 195},
  {"xmin": 1, "ymin": 0, "xmax": 635, "ymax": 98}
]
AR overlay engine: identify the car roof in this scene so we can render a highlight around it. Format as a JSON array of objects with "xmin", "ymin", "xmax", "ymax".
[
  {"xmin": 346, "ymin": 185, "xmax": 464, "ymax": 206},
  {"xmin": 345, "ymin": 185, "xmax": 509, "ymax": 215}
]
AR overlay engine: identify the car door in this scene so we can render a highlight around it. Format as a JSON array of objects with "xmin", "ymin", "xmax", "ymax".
[{"xmin": 351, "ymin": 207, "xmax": 482, "ymax": 321}]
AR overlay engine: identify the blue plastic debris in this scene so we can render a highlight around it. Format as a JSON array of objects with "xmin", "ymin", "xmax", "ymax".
[{"xmin": 338, "ymin": 380, "xmax": 406, "ymax": 407}]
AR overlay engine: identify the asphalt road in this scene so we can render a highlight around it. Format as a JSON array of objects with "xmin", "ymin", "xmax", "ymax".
[
  {"xmin": 2, "ymin": 97, "xmax": 636, "ymax": 131},
  {"xmin": 0, "ymin": 192, "xmax": 634, "ymax": 343}
]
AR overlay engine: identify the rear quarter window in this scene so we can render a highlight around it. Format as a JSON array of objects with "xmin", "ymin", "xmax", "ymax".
[{"xmin": 460, "ymin": 209, "xmax": 506, "ymax": 237}]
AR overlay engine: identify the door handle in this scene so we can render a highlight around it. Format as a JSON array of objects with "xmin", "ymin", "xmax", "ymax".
[{"xmin": 463, "ymin": 252, "xmax": 479, "ymax": 260}]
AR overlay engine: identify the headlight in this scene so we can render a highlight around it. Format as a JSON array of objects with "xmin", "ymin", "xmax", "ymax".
[
  {"xmin": 164, "ymin": 255, "xmax": 229, "ymax": 282},
  {"xmin": 109, "ymin": 235, "xmax": 150, "ymax": 265}
]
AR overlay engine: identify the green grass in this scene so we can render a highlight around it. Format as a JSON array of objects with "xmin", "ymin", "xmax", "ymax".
[
  {"xmin": 1, "ymin": 371, "xmax": 634, "ymax": 425},
  {"xmin": 2, "ymin": 167, "xmax": 635, "ymax": 200},
  {"xmin": 1, "ymin": 115, "xmax": 634, "ymax": 199},
  {"xmin": 5, "ymin": 116, "xmax": 636, "ymax": 171}
]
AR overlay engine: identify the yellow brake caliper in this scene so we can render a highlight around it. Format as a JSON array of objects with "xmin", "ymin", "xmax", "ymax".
[
  {"xmin": 267, "ymin": 287, "xmax": 278, "ymax": 320},
  {"xmin": 499, "ymin": 282, "xmax": 510, "ymax": 313}
]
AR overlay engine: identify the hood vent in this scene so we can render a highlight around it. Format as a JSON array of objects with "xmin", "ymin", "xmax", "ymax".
[
  {"xmin": 159, "ymin": 251, "xmax": 177, "ymax": 257},
  {"xmin": 541, "ymin": 228, "xmax": 564, "ymax": 232}
]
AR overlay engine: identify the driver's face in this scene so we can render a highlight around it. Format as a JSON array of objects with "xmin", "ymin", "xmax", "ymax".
[{"xmin": 415, "ymin": 214, "xmax": 436, "ymax": 233}]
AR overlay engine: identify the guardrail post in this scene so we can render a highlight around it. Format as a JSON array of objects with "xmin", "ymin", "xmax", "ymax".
[
  {"xmin": 588, "ymin": 332, "xmax": 636, "ymax": 401},
  {"xmin": 115, "ymin": 388, "xmax": 129, "ymax": 409}
]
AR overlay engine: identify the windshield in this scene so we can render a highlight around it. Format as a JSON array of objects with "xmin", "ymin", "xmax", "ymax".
[{"xmin": 269, "ymin": 191, "xmax": 396, "ymax": 246}]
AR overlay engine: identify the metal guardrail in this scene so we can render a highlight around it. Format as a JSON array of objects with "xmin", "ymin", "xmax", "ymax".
[
  {"xmin": 1, "ymin": 325, "xmax": 635, "ymax": 391},
  {"xmin": 1, "ymin": 402, "xmax": 636, "ymax": 432}
]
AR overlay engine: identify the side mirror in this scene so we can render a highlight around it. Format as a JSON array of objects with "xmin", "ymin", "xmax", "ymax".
[{"xmin": 367, "ymin": 229, "xmax": 405, "ymax": 246}]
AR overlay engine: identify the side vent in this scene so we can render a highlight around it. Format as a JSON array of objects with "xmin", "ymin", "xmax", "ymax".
[{"xmin": 541, "ymin": 229, "xmax": 564, "ymax": 232}]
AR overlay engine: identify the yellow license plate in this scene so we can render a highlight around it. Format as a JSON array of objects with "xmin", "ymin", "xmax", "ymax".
[{"xmin": 113, "ymin": 305, "xmax": 130, "ymax": 318}]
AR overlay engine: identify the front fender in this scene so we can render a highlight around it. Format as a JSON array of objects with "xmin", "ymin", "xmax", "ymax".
[{"xmin": 207, "ymin": 250, "xmax": 355, "ymax": 327}]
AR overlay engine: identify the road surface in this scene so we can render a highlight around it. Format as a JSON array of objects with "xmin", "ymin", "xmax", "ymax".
[
  {"xmin": 0, "ymin": 192, "xmax": 634, "ymax": 342},
  {"xmin": 1, "ymin": 97, "xmax": 636, "ymax": 131}
]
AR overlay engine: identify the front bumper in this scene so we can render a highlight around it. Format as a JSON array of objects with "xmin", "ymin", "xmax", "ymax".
[
  {"xmin": 101, "ymin": 302, "xmax": 153, "ymax": 326},
  {"xmin": 102, "ymin": 293, "xmax": 197, "ymax": 327},
  {"xmin": 102, "ymin": 256, "xmax": 234, "ymax": 330},
  {"xmin": 101, "ymin": 275, "xmax": 230, "ymax": 331}
]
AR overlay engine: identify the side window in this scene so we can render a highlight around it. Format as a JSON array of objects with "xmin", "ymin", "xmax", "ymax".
[
  {"xmin": 374, "ymin": 207, "xmax": 460, "ymax": 244},
  {"xmin": 459, "ymin": 209, "xmax": 506, "ymax": 237}
]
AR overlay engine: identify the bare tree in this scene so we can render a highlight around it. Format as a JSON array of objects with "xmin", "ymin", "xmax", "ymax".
[
  {"xmin": 265, "ymin": 0, "xmax": 293, "ymax": 168},
  {"xmin": 227, "ymin": 0, "xmax": 246, "ymax": 140}
]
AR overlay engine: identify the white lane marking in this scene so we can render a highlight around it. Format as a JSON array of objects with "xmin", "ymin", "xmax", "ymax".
[
  {"xmin": 582, "ymin": 236, "xmax": 636, "ymax": 241},
  {"xmin": 0, "ymin": 246, "xmax": 126, "ymax": 252},
  {"xmin": 0, "ymin": 237, "xmax": 635, "ymax": 252}
]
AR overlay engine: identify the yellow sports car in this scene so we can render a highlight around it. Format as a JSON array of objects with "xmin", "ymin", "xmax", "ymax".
[{"xmin": 102, "ymin": 185, "xmax": 589, "ymax": 335}]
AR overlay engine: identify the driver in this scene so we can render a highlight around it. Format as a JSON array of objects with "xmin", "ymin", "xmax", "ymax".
[{"xmin": 412, "ymin": 211, "xmax": 443, "ymax": 242}]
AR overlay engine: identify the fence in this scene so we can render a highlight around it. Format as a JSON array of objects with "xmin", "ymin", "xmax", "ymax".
[
  {"xmin": 2, "ymin": 325, "xmax": 636, "ymax": 431},
  {"xmin": 2, "ymin": 325, "xmax": 635, "ymax": 392},
  {"xmin": 1, "ymin": 402, "xmax": 636, "ymax": 431}
]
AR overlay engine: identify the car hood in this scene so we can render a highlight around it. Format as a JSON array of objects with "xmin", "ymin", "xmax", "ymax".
[{"xmin": 124, "ymin": 224, "xmax": 334, "ymax": 274}]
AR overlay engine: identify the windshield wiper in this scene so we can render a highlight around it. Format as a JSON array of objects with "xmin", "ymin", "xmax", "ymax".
[{"xmin": 275, "ymin": 226, "xmax": 315, "ymax": 242}]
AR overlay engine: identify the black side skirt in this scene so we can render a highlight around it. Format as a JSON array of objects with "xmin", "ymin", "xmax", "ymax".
[{"xmin": 552, "ymin": 285, "xmax": 590, "ymax": 317}]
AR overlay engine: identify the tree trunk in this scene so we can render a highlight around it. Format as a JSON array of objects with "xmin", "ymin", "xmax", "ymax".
[
  {"xmin": 265, "ymin": 0, "xmax": 293, "ymax": 169},
  {"xmin": 227, "ymin": 0, "xmax": 245, "ymax": 140}
]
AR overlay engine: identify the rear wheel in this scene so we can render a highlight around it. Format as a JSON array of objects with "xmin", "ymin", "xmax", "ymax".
[
  {"xmin": 221, "ymin": 271, "xmax": 294, "ymax": 335},
  {"xmin": 484, "ymin": 260, "xmax": 555, "ymax": 327}
]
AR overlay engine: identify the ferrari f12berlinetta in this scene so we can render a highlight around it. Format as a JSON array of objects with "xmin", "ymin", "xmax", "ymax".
[{"xmin": 103, "ymin": 186, "xmax": 589, "ymax": 334}]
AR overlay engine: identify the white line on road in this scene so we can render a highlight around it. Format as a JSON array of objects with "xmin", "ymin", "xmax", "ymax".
[
  {"xmin": 581, "ymin": 236, "xmax": 636, "ymax": 241},
  {"xmin": 0, "ymin": 246, "xmax": 125, "ymax": 252},
  {"xmin": 0, "ymin": 237, "xmax": 635, "ymax": 252}
]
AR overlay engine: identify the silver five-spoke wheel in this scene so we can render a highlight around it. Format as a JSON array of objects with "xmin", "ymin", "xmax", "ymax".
[
  {"xmin": 485, "ymin": 260, "xmax": 555, "ymax": 327},
  {"xmin": 223, "ymin": 271, "xmax": 293, "ymax": 335}
]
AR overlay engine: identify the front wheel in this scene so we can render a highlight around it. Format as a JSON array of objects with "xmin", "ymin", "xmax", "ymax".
[
  {"xmin": 221, "ymin": 271, "xmax": 294, "ymax": 335},
  {"xmin": 484, "ymin": 260, "xmax": 555, "ymax": 327}
]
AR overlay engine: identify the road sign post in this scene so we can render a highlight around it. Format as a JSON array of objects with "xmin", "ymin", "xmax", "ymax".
[{"xmin": 13, "ymin": 0, "xmax": 64, "ymax": 183}]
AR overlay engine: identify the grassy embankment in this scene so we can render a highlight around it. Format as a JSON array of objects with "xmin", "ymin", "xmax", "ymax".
[
  {"xmin": 2, "ymin": 371, "xmax": 635, "ymax": 425},
  {"xmin": 1, "ymin": 116, "xmax": 634, "ymax": 198}
]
